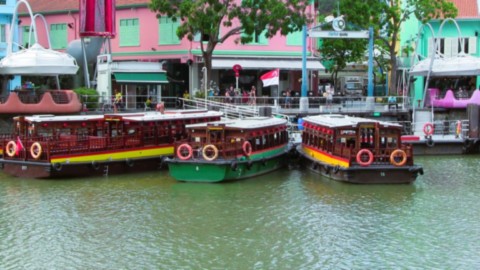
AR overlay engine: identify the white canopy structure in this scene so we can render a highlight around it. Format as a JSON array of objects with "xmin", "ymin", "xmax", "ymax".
[
  {"xmin": 0, "ymin": 0, "xmax": 79, "ymax": 76},
  {"xmin": 0, "ymin": 43, "xmax": 79, "ymax": 75},
  {"xmin": 409, "ymin": 53, "xmax": 480, "ymax": 77}
]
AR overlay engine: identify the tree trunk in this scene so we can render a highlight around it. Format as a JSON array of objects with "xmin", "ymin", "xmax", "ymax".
[{"xmin": 389, "ymin": 51, "xmax": 397, "ymax": 96}]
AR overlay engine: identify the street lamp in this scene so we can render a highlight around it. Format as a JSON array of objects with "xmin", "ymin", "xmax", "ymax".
[{"xmin": 202, "ymin": 66, "xmax": 207, "ymax": 107}]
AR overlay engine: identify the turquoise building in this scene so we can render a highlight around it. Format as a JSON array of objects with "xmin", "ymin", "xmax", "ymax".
[{"xmin": 399, "ymin": 0, "xmax": 480, "ymax": 107}]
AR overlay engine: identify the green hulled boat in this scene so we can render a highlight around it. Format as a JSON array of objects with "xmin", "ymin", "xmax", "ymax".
[{"xmin": 166, "ymin": 117, "xmax": 291, "ymax": 182}]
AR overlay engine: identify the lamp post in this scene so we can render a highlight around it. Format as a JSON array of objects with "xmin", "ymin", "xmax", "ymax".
[
  {"xmin": 202, "ymin": 67, "xmax": 207, "ymax": 107},
  {"xmin": 233, "ymin": 64, "xmax": 242, "ymax": 90}
]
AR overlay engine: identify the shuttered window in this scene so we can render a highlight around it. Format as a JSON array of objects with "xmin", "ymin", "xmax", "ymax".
[
  {"xmin": 119, "ymin": 18, "xmax": 140, "ymax": 47},
  {"xmin": 50, "ymin": 23, "xmax": 67, "ymax": 49},
  {"xmin": 22, "ymin": 26, "xmax": 31, "ymax": 48},
  {"xmin": 158, "ymin": 17, "xmax": 181, "ymax": 45},
  {"xmin": 428, "ymin": 37, "xmax": 477, "ymax": 57},
  {"xmin": 286, "ymin": 29, "xmax": 302, "ymax": 46},
  {"xmin": 0, "ymin": 24, "xmax": 6, "ymax": 43}
]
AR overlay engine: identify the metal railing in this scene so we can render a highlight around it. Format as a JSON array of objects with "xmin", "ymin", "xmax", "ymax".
[{"xmin": 78, "ymin": 94, "xmax": 411, "ymax": 114}]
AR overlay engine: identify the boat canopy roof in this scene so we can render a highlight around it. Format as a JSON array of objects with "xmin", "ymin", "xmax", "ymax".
[
  {"xmin": 186, "ymin": 116, "xmax": 287, "ymax": 130},
  {"xmin": 116, "ymin": 110, "xmax": 223, "ymax": 122},
  {"xmin": 303, "ymin": 114, "xmax": 402, "ymax": 129},
  {"xmin": 19, "ymin": 110, "xmax": 223, "ymax": 123},
  {"xmin": 22, "ymin": 114, "xmax": 105, "ymax": 123}
]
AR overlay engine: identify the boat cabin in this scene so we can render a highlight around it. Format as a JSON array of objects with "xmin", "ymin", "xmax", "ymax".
[
  {"xmin": 178, "ymin": 117, "xmax": 289, "ymax": 161},
  {"xmin": 301, "ymin": 114, "xmax": 414, "ymax": 167}
]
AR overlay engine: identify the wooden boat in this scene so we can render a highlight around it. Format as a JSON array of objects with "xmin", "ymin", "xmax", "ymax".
[
  {"xmin": 0, "ymin": 110, "xmax": 222, "ymax": 178},
  {"xmin": 296, "ymin": 114, "xmax": 424, "ymax": 184},
  {"xmin": 166, "ymin": 117, "xmax": 292, "ymax": 182}
]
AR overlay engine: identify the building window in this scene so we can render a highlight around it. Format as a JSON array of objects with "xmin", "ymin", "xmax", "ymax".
[
  {"xmin": 22, "ymin": 26, "xmax": 33, "ymax": 48},
  {"xmin": 244, "ymin": 26, "xmax": 268, "ymax": 45},
  {"xmin": 0, "ymin": 0, "xmax": 6, "ymax": 5},
  {"xmin": 286, "ymin": 29, "xmax": 302, "ymax": 46},
  {"xmin": 50, "ymin": 23, "xmax": 68, "ymax": 49},
  {"xmin": 429, "ymin": 37, "xmax": 477, "ymax": 57},
  {"xmin": 158, "ymin": 17, "xmax": 180, "ymax": 45},
  {"xmin": 0, "ymin": 24, "xmax": 6, "ymax": 43},
  {"xmin": 120, "ymin": 18, "xmax": 140, "ymax": 47}
]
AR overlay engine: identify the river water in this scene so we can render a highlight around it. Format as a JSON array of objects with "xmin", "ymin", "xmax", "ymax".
[{"xmin": 0, "ymin": 156, "xmax": 479, "ymax": 269}]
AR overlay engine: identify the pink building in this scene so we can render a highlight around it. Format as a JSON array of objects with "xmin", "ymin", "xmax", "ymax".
[{"xmin": 18, "ymin": 0, "xmax": 323, "ymax": 100}]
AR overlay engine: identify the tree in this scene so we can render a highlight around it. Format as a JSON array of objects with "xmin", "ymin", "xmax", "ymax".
[
  {"xmin": 318, "ymin": 0, "xmax": 457, "ymax": 95},
  {"xmin": 360, "ymin": 0, "xmax": 457, "ymax": 94},
  {"xmin": 149, "ymin": 0, "xmax": 312, "ymax": 86}
]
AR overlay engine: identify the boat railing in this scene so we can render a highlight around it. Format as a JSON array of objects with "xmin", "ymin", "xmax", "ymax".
[
  {"xmin": 332, "ymin": 143, "xmax": 414, "ymax": 166},
  {"xmin": 396, "ymin": 119, "xmax": 469, "ymax": 138},
  {"xmin": 2, "ymin": 133, "xmax": 167, "ymax": 162},
  {"xmin": 183, "ymin": 140, "xmax": 245, "ymax": 160}
]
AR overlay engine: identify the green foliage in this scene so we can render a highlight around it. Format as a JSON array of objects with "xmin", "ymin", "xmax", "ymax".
[
  {"xmin": 319, "ymin": 0, "xmax": 457, "ymax": 93},
  {"xmin": 194, "ymin": 90, "xmax": 205, "ymax": 99},
  {"xmin": 149, "ymin": 0, "xmax": 312, "ymax": 81},
  {"xmin": 73, "ymin": 87, "xmax": 99, "ymax": 109}
]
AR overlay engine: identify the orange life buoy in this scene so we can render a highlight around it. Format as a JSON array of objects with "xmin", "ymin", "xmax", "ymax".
[
  {"xmin": 356, "ymin": 149, "xmax": 374, "ymax": 167},
  {"xmin": 242, "ymin": 141, "xmax": 252, "ymax": 157},
  {"xmin": 202, "ymin": 144, "xmax": 218, "ymax": 161},
  {"xmin": 177, "ymin": 143, "xmax": 193, "ymax": 160},
  {"xmin": 423, "ymin": 122, "xmax": 434, "ymax": 136},
  {"xmin": 390, "ymin": 149, "xmax": 407, "ymax": 167},
  {"xmin": 30, "ymin": 142, "xmax": 42, "ymax": 159},
  {"xmin": 5, "ymin": 141, "xmax": 16, "ymax": 157}
]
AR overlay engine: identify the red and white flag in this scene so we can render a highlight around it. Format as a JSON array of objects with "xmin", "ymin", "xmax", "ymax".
[
  {"xmin": 15, "ymin": 136, "xmax": 24, "ymax": 156},
  {"xmin": 260, "ymin": 69, "xmax": 279, "ymax": 87}
]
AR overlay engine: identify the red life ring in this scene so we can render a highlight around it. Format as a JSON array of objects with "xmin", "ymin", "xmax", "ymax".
[
  {"xmin": 390, "ymin": 149, "xmax": 407, "ymax": 167},
  {"xmin": 242, "ymin": 141, "xmax": 252, "ymax": 157},
  {"xmin": 176, "ymin": 143, "xmax": 193, "ymax": 160},
  {"xmin": 423, "ymin": 122, "xmax": 434, "ymax": 136},
  {"xmin": 356, "ymin": 149, "xmax": 374, "ymax": 167}
]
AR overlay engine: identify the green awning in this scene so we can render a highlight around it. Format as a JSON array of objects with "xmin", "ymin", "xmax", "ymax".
[{"xmin": 113, "ymin": 72, "xmax": 168, "ymax": 84}]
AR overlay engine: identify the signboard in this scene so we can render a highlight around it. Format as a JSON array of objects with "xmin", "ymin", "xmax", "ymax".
[{"xmin": 308, "ymin": 30, "xmax": 369, "ymax": 39}]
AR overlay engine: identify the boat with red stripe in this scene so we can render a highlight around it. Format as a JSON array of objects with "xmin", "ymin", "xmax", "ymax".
[
  {"xmin": 296, "ymin": 114, "xmax": 423, "ymax": 184},
  {"xmin": 1, "ymin": 110, "xmax": 222, "ymax": 178}
]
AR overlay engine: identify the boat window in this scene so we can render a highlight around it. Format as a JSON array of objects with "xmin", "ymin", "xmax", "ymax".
[
  {"xmin": 36, "ymin": 127, "xmax": 52, "ymax": 138},
  {"xmin": 58, "ymin": 128, "xmax": 71, "ymax": 136}
]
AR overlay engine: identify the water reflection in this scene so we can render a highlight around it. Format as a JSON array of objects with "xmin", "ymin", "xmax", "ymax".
[{"xmin": 0, "ymin": 157, "xmax": 479, "ymax": 269}]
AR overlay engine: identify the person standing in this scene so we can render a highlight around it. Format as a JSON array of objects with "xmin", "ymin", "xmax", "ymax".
[
  {"xmin": 285, "ymin": 89, "xmax": 292, "ymax": 108},
  {"xmin": 113, "ymin": 89, "xmax": 123, "ymax": 113},
  {"xmin": 249, "ymin": 85, "xmax": 256, "ymax": 105}
]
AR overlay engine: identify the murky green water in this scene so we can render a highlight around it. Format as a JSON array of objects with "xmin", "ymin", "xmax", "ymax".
[{"xmin": 1, "ymin": 156, "xmax": 479, "ymax": 269}]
